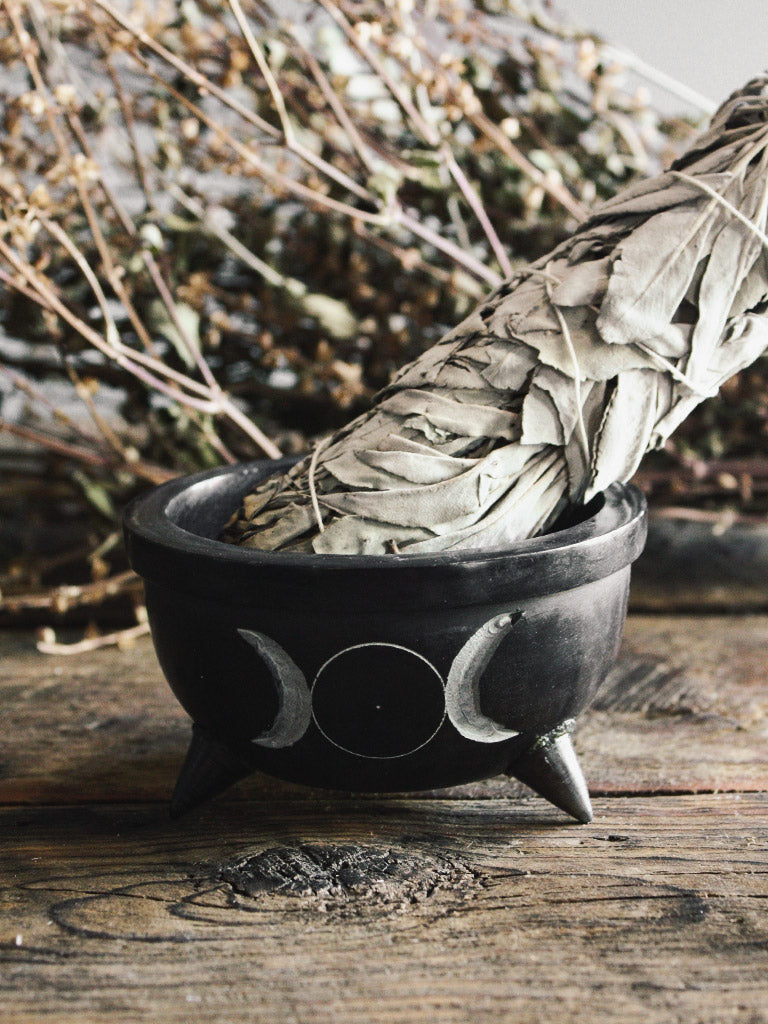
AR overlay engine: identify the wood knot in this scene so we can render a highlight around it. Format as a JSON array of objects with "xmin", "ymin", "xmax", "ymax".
[{"xmin": 218, "ymin": 842, "xmax": 479, "ymax": 905}]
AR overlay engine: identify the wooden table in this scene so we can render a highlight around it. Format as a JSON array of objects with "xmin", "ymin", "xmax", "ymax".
[{"xmin": 1, "ymin": 616, "xmax": 767, "ymax": 1023}]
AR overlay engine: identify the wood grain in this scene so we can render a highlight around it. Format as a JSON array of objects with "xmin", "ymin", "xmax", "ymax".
[
  {"xmin": 1, "ymin": 618, "xmax": 766, "ymax": 1023},
  {"xmin": 1, "ymin": 617, "xmax": 767, "ymax": 806},
  {"xmin": 1, "ymin": 796, "xmax": 767, "ymax": 1024}
]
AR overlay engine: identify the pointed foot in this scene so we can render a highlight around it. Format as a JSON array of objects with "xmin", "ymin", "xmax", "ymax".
[
  {"xmin": 507, "ymin": 724, "xmax": 593, "ymax": 824},
  {"xmin": 170, "ymin": 725, "xmax": 254, "ymax": 819}
]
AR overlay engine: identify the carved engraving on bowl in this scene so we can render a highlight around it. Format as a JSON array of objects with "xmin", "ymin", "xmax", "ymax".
[{"xmin": 238, "ymin": 610, "xmax": 523, "ymax": 759}]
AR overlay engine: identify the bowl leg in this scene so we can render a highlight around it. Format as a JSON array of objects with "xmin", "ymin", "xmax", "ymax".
[
  {"xmin": 170, "ymin": 724, "xmax": 254, "ymax": 818},
  {"xmin": 506, "ymin": 722, "xmax": 593, "ymax": 824}
]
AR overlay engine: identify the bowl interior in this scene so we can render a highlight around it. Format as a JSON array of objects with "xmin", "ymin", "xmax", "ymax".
[
  {"xmin": 165, "ymin": 458, "xmax": 606, "ymax": 546},
  {"xmin": 124, "ymin": 459, "xmax": 647, "ymax": 613}
]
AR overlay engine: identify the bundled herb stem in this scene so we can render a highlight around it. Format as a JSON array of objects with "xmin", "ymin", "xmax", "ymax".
[{"xmin": 226, "ymin": 77, "xmax": 768, "ymax": 554}]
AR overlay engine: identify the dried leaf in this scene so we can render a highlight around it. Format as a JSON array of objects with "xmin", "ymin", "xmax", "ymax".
[
  {"xmin": 382, "ymin": 389, "xmax": 518, "ymax": 439},
  {"xmin": 146, "ymin": 299, "xmax": 201, "ymax": 369},
  {"xmin": 550, "ymin": 257, "xmax": 610, "ymax": 307},
  {"xmin": 597, "ymin": 205, "xmax": 721, "ymax": 351},
  {"xmin": 588, "ymin": 369, "xmax": 658, "ymax": 496},
  {"xmin": 685, "ymin": 186, "xmax": 767, "ymax": 378},
  {"xmin": 312, "ymin": 516, "xmax": 432, "ymax": 555}
]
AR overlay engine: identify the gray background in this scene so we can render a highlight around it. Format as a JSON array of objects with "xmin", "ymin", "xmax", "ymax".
[{"xmin": 561, "ymin": 0, "xmax": 766, "ymax": 111}]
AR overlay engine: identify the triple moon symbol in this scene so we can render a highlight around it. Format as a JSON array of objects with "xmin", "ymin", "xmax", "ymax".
[
  {"xmin": 444, "ymin": 611, "xmax": 522, "ymax": 744},
  {"xmin": 236, "ymin": 631, "xmax": 312, "ymax": 749},
  {"xmin": 238, "ymin": 610, "xmax": 523, "ymax": 759}
]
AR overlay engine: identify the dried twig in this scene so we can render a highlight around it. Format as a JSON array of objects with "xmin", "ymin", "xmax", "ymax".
[{"xmin": 36, "ymin": 621, "xmax": 151, "ymax": 655}]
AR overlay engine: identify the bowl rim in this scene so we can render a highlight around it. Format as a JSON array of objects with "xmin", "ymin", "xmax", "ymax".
[{"xmin": 123, "ymin": 459, "xmax": 647, "ymax": 607}]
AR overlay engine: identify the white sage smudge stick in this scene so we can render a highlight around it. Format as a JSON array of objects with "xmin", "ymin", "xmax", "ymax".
[{"xmin": 224, "ymin": 76, "xmax": 768, "ymax": 555}]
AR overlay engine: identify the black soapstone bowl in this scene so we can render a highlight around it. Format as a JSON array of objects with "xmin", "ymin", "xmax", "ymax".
[{"xmin": 123, "ymin": 458, "xmax": 647, "ymax": 822}]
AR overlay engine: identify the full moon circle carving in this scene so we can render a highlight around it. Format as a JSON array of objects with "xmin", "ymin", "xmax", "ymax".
[{"xmin": 311, "ymin": 643, "xmax": 446, "ymax": 759}]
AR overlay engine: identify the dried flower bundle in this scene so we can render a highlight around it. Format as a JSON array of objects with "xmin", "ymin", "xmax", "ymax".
[
  {"xmin": 0, "ymin": 0, "xmax": 713, "ymax": 625},
  {"xmin": 226, "ymin": 75, "xmax": 768, "ymax": 554}
]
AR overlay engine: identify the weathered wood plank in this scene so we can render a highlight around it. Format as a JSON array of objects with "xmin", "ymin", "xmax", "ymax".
[
  {"xmin": 1, "ymin": 617, "xmax": 766, "ymax": 806},
  {"xmin": 1, "ymin": 795, "xmax": 766, "ymax": 1024},
  {"xmin": 631, "ymin": 516, "xmax": 768, "ymax": 611},
  {"xmin": 0, "ymin": 630, "xmax": 191, "ymax": 806},
  {"xmin": 582, "ymin": 615, "xmax": 768, "ymax": 795},
  {"xmin": 1, "ymin": 620, "xmax": 766, "ymax": 1024}
]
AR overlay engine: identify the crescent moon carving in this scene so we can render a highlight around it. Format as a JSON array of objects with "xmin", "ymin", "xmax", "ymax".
[
  {"xmin": 238, "ymin": 629, "xmax": 312, "ymax": 748},
  {"xmin": 445, "ymin": 611, "xmax": 523, "ymax": 743}
]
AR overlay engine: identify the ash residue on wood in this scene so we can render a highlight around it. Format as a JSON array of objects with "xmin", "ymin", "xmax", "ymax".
[{"xmin": 218, "ymin": 843, "xmax": 480, "ymax": 905}]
